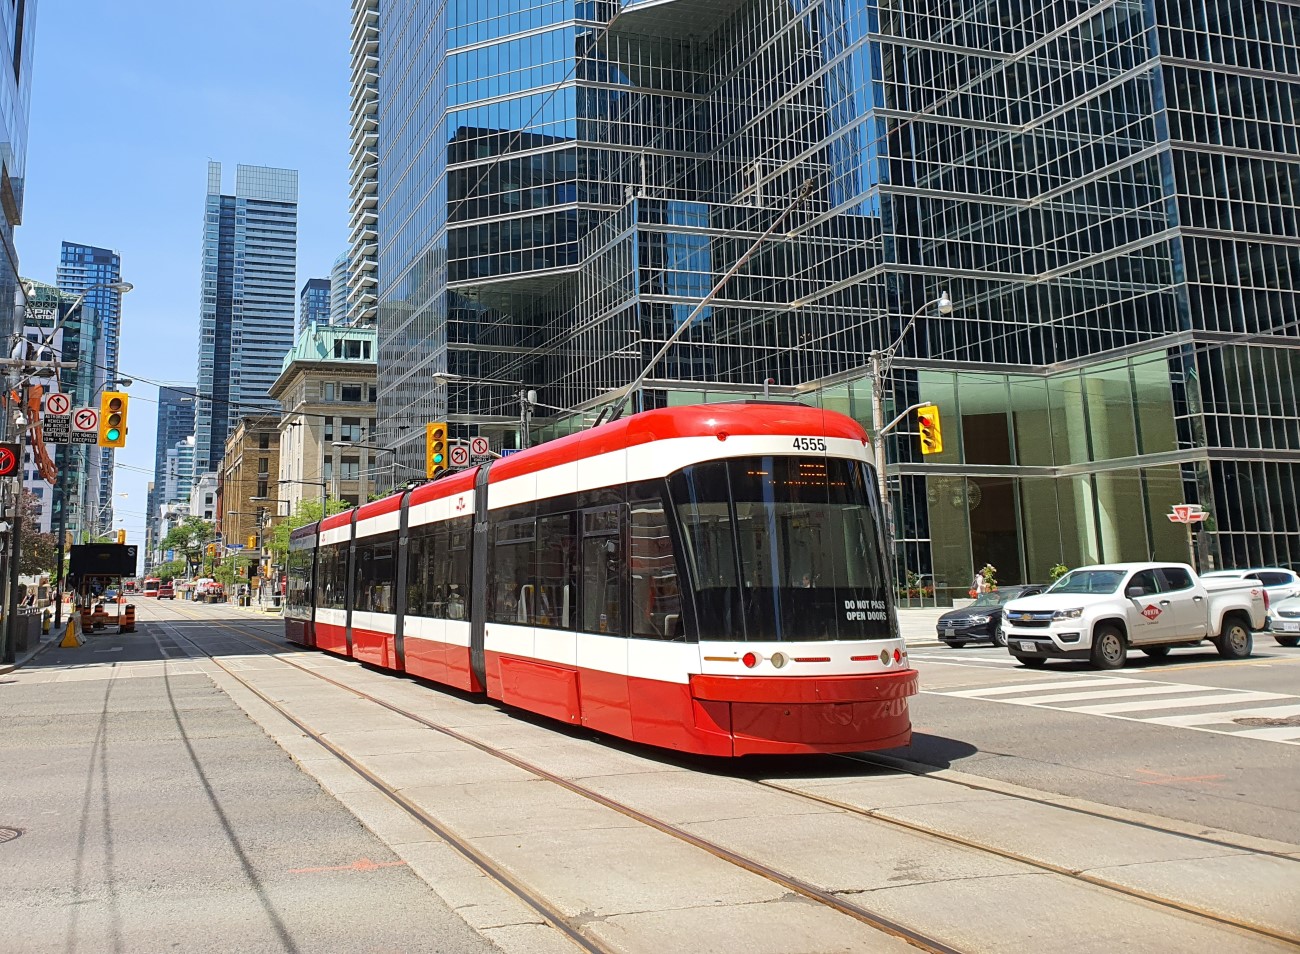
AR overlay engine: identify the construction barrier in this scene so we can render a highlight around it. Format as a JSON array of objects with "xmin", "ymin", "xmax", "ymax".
[
  {"xmin": 80, "ymin": 605, "xmax": 92, "ymax": 631},
  {"xmin": 60, "ymin": 617, "xmax": 84, "ymax": 648},
  {"xmin": 118, "ymin": 604, "xmax": 136, "ymax": 633},
  {"xmin": 90, "ymin": 604, "xmax": 110, "ymax": 630}
]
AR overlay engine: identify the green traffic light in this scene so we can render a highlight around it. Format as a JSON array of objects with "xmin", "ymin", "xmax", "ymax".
[
  {"xmin": 106, "ymin": 428, "xmax": 121, "ymax": 441},
  {"xmin": 433, "ymin": 453, "xmax": 444, "ymax": 464}
]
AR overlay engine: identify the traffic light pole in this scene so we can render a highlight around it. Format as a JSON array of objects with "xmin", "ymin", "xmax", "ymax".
[{"xmin": 53, "ymin": 456, "xmax": 69, "ymax": 628}]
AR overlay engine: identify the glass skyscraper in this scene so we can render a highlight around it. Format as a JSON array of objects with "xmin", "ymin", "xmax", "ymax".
[
  {"xmin": 369, "ymin": 0, "xmax": 1300, "ymax": 588},
  {"xmin": 299, "ymin": 277, "xmax": 332, "ymax": 334},
  {"xmin": 2, "ymin": 1, "xmax": 36, "ymax": 342},
  {"xmin": 57, "ymin": 242, "xmax": 124, "ymax": 536},
  {"xmin": 145, "ymin": 385, "xmax": 195, "ymax": 565},
  {"xmin": 195, "ymin": 161, "xmax": 299, "ymax": 473}
]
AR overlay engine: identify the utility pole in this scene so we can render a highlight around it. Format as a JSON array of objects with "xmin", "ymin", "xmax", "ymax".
[
  {"xmin": 1, "ymin": 481, "xmax": 18, "ymax": 665},
  {"xmin": 53, "ymin": 454, "xmax": 69, "ymax": 627},
  {"xmin": 519, "ymin": 389, "xmax": 536, "ymax": 450}
]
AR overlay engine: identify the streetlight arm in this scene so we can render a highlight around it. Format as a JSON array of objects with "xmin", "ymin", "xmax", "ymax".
[
  {"xmin": 879, "ymin": 291, "xmax": 953, "ymax": 376},
  {"xmin": 880, "ymin": 402, "xmax": 931, "ymax": 438}
]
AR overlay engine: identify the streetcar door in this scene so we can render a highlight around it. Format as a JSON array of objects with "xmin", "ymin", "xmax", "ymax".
[{"xmin": 470, "ymin": 462, "xmax": 493, "ymax": 691}]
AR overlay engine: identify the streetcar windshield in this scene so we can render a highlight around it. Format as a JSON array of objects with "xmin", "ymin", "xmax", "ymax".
[{"xmin": 668, "ymin": 456, "xmax": 892, "ymax": 641}]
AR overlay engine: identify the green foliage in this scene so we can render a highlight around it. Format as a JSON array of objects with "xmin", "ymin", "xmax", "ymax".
[
  {"xmin": 1049, "ymin": 563, "xmax": 1069, "ymax": 583},
  {"xmin": 18, "ymin": 491, "xmax": 59, "ymax": 576},
  {"xmin": 979, "ymin": 563, "xmax": 998, "ymax": 590},
  {"xmin": 266, "ymin": 497, "xmax": 350, "ymax": 566},
  {"xmin": 161, "ymin": 516, "xmax": 216, "ymax": 575},
  {"xmin": 213, "ymin": 551, "xmax": 257, "ymax": 586},
  {"xmin": 151, "ymin": 560, "xmax": 187, "ymax": 581}
]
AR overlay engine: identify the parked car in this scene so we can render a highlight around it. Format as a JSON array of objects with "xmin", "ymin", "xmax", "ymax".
[
  {"xmin": 1202, "ymin": 567, "xmax": 1300, "ymax": 609},
  {"xmin": 1267, "ymin": 594, "xmax": 1300, "ymax": 647},
  {"xmin": 1002, "ymin": 563, "xmax": 1267, "ymax": 670},
  {"xmin": 936, "ymin": 584, "xmax": 1047, "ymax": 647},
  {"xmin": 157, "ymin": 581, "xmax": 175, "ymax": 600}
]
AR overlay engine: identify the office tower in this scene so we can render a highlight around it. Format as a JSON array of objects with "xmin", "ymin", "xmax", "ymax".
[
  {"xmin": 329, "ymin": 251, "xmax": 350, "ymax": 325},
  {"xmin": 1, "ymin": 3, "xmax": 36, "ymax": 345},
  {"xmin": 299, "ymin": 277, "xmax": 331, "ymax": 334},
  {"xmin": 194, "ymin": 161, "xmax": 298, "ymax": 473},
  {"xmin": 57, "ymin": 242, "xmax": 124, "ymax": 535},
  {"xmin": 146, "ymin": 386, "xmax": 196, "ymax": 559},
  {"xmin": 367, "ymin": 1, "xmax": 1300, "ymax": 576},
  {"xmin": 346, "ymin": 0, "xmax": 378, "ymax": 326}
]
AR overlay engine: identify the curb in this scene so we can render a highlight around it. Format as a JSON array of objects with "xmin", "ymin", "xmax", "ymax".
[{"xmin": 0, "ymin": 628, "xmax": 62, "ymax": 675}]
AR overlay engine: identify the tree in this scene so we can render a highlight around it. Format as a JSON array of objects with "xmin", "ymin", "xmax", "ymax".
[
  {"xmin": 150, "ymin": 560, "xmax": 187, "ymax": 581},
  {"xmin": 266, "ymin": 497, "xmax": 350, "ymax": 566},
  {"xmin": 18, "ymin": 491, "xmax": 58, "ymax": 576},
  {"xmin": 160, "ymin": 516, "xmax": 215, "ymax": 576}
]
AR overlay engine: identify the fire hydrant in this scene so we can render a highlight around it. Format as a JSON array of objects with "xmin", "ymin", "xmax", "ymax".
[{"xmin": 42, "ymin": 609, "xmax": 51, "ymax": 634}]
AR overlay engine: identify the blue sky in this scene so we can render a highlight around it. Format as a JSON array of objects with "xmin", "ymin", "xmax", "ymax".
[{"xmin": 19, "ymin": 0, "xmax": 352, "ymax": 546}]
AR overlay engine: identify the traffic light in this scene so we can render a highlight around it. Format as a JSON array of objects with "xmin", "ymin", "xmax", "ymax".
[
  {"xmin": 116, "ymin": 529, "xmax": 126, "ymax": 545},
  {"xmin": 247, "ymin": 534, "xmax": 257, "ymax": 550},
  {"xmin": 917, "ymin": 404, "xmax": 943, "ymax": 455},
  {"xmin": 426, "ymin": 421, "xmax": 448, "ymax": 479},
  {"xmin": 206, "ymin": 544, "xmax": 217, "ymax": 557},
  {"xmin": 99, "ymin": 391, "xmax": 129, "ymax": 447}
]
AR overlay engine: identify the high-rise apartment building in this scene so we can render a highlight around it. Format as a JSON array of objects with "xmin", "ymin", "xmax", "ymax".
[
  {"xmin": 57, "ymin": 242, "xmax": 124, "ymax": 536},
  {"xmin": 299, "ymin": 277, "xmax": 332, "ymax": 334},
  {"xmin": 195, "ymin": 161, "xmax": 299, "ymax": 473},
  {"xmin": 329, "ymin": 251, "xmax": 350, "ymax": 325},
  {"xmin": 368, "ymin": 1, "xmax": 1300, "ymax": 582},
  {"xmin": 145, "ymin": 385, "xmax": 195, "ymax": 563},
  {"xmin": 346, "ymin": 0, "xmax": 378, "ymax": 326},
  {"xmin": 19, "ymin": 279, "xmax": 102, "ymax": 542}
]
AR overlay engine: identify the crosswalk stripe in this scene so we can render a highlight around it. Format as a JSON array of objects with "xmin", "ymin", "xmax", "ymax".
[
  {"xmin": 1004, "ymin": 685, "xmax": 1224, "ymax": 706},
  {"xmin": 1068, "ymin": 690, "xmax": 1290, "ymax": 715},
  {"xmin": 1147, "ymin": 703, "xmax": 1300, "ymax": 727},
  {"xmin": 1232, "ymin": 726, "xmax": 1300, "ymax": 742},
  {"xmin": 949, "ymin": 678, "xmax": 1144, "ymax": 697}
]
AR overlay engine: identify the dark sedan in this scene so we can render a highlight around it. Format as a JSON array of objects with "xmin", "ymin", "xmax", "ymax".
[{"xmin": 937, "ymin": 584, "xmax": 1047, "ymax": 647}]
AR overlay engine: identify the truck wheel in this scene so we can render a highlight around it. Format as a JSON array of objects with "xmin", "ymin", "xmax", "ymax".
[
  {"xmin": 1015, "ymin": 655, "xmax": 1047, "ymax": 669},
  {"xmin": 1090, "ymin": 625, "xmax": 1127, "ymax": 670},
  {"xmin": 1215, "ymin": 617, "xmax": 1253, "ymax": 659},
  {"xmin": 1141, "ymin": 646, "xmax": 1170, "ymax": 659},
  {"xmin": 1274, "ymin": 635, "xmax": 1299, "ymax": 648}
]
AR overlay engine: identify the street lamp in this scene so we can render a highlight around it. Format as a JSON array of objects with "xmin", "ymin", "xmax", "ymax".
[
  {"xmin": 276, "ymin": 478, "xmax": 328, "ymax": 518},
  {"xmin": 431, "ymin": 371, "xmax": 536, "ymax": 449}
]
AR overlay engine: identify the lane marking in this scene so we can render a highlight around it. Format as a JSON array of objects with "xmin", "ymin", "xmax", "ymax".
[
  {"xmin": 1070, "ymin": 691, "xmax": 1290, "ymax": 715},
  {"xmin": 289, "ymin": 858, "xmax": 407, "ymax": 874}
]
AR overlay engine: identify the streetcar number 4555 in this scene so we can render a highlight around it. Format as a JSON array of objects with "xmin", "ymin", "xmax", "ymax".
[{"xmin": 792, "ymin": 437, "xmax": 826, "ymax": 451}]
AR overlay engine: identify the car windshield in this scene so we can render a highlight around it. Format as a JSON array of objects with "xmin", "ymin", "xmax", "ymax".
[
  {"xmin": 1048, "ymin": 570, "xmax": 1125, "ymax": 594},
  {"xmin": 972, "ymin": 591, "xmax": 1013, "ymax": 607}
]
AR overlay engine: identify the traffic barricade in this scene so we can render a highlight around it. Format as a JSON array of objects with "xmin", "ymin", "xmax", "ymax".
[
  {"xmin": 80, "ymin": 604, "xmax": 93, "ymax": 631},
  {"xmin": 119, "ymin": 603, "xmax": 136, "ymax": 633},
  {"xmin": 90, "ymin": 604, "xmax": 110, "ymax": 630}
]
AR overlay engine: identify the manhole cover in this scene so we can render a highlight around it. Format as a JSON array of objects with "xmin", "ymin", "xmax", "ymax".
[
  {"xmin": 1234, "ymin": 715, "xmax": 1300, "ymax": 728},
  {"xmin": 0, "ymin": 827, "xmax": 21, "ymax": 844}
]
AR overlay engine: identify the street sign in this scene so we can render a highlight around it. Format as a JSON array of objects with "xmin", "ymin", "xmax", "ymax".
[
  {"xmin": 449, "ymin": 445, "xmax": 469, "ymax": 467},
  {"xmin": 43, "ymin": 392, "xmax": 71, "ymax": 416},
  {"xmin": 469, "ymin": 436, "xmax": 491, "ymax": 462},
  {"xmin": 1168, "ymin": 503, "xmax": 1208, "ymax": 524},
  {"xmin": 72, "ymin": 406, "xmax": 98, "ymax": 431},
  {"xmin": 43, "ymin": 416, "xmax": 71, "ymax": 443},
  {"xmin": 0, "ymin": 443, "xmax": 19, "ymax": 477},
  {"xmin": 71, "ymin": 407, "xmax": 99, "ymax": 445}
]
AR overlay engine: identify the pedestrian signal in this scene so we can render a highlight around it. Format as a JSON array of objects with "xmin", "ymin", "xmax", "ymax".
[
  {"xmin": 426, "ymin": 421, "xmax": 448, "ymax": 479},
  {"xmin": 99, "ymin": 392, "xmax": 129, "ymax": 448},
  {"xmin": 917, "ymin": 404, "xmax": 943, "ymax": 455}
]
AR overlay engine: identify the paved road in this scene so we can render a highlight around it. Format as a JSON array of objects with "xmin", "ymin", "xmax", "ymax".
[
  {"xmin": 0, "ymin": 616, "xmax": 501, "ymax": 954},
  {"xmin": 903, "ymin": 641, "xmax": 1300, "ymax": 842}
]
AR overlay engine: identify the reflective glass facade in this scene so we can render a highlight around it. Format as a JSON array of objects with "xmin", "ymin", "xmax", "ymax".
[
  {"xmin": 373, "ymin": 0, "xmax": 1300, "ymax": 585},
  {"xmin": 1, "ymin": 0, "xmax": 35, "ymax": 343},
  {"xmin": 195, "ymin": 162, "xmax": 299, "ymax": 472}
]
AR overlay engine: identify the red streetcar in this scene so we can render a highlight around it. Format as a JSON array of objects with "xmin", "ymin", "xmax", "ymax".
[{"xmin": 285, "ymin": 403, "xmax": 917, "ymax": 756}]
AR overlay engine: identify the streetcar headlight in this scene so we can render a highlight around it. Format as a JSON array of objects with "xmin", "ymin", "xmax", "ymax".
[
  {"xmin": 770, "ymin": 652, "xmax": 788, "ymax": 669},
  {"xmin": 879, "ymin": 649, "xmax": 891, "ymax": 666}
]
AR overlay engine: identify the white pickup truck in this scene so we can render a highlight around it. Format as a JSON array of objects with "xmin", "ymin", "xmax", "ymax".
[{"xmin": 1001, "ymin": 563, "xmax": 1267, "ymax": 670}]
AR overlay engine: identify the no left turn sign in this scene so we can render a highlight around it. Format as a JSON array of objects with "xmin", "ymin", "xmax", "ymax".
[
  {"xmin": 44, "ymin": 392, "xmax": 71, "ymax": 416},
  {"xmin": 449, "ymin": 445, "xmax": 469, "ymax": 467},
  {"xmin": 73, "ymin": 407, "xmax": 99, "ymax": 431}
]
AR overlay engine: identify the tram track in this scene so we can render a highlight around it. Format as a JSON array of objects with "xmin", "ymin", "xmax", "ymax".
[{"xmin": 144, "ymin": 601, "xmax": 1298, "ymax": 951}]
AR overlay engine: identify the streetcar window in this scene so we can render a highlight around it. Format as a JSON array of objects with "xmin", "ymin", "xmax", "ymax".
[
  {"xmin": 630, "ymin": 497, "xmax": 683, "ymax": 640},
  {"xmin": 317, "ymin": 543, "xmax": 348, "ymax": 610},
  {"xmin": 490, "ymin": 517, "xmax": 536, "ymax": 624},
  {"xmin": 354, "ymin": 533, "xmax": 396, "ymax": 614},
  {"xmin": 534, "ymin": 512, "xmax": 576, "ymax": 629},
  {"xmin": 667, "ymin": 456, "xmax": 891, "ymax": 642},
  {"xmin": 581, "ymin": 506, "xmax": 624, "ymax": 636}
]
